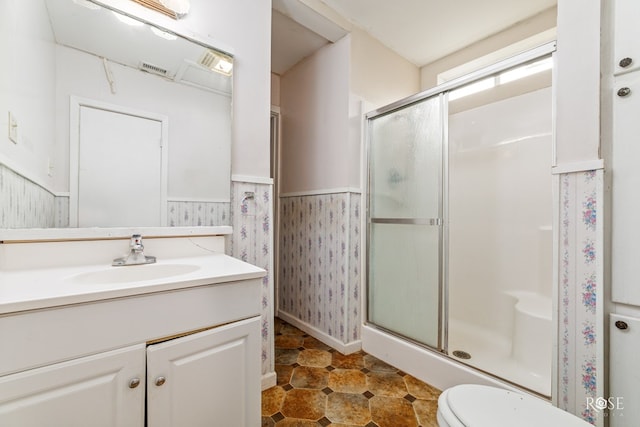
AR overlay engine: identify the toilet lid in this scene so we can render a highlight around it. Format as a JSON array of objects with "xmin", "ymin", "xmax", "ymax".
[{"xmin": 444, "ymin": 385, "xmax": 592, "ymax": 427}]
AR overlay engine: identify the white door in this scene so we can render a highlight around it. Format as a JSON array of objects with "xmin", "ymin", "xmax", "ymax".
[
  {"xmin": 0, "ymin": 344, "xmax": 146, "ymax": 427},
  {"xmin": 146, "ymin": 317, "xmax": 261, "ymax": 427},
  {"xmin": 613, "ymin": 0, "xmax": 640, "ymax": 75},
  {"xmin": 78, "ymin": 105, "xmax": 164, "ymax": 227},
  {"xmin": 611, "ymin": 71, "xmax": 640, "ymax": 305}
]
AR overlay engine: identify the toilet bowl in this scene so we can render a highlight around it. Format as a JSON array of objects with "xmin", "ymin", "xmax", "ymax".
[{"xmin": 437, "ymin": 384, "xmax": 592, "ymax": 427}]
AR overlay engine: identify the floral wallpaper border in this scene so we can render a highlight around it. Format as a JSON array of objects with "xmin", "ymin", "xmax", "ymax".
[
  {"xmin": 278, "ymin": 191, "xmax": 362, "ymax": 347},
  {"xmin": 558, "ymin": 169, "xmax": 604, "ymax": 426}
]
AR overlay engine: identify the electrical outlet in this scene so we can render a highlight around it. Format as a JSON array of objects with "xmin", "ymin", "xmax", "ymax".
[{"xmin": 8, "ymin": 112, "xmax": 17, "ymax": 144}]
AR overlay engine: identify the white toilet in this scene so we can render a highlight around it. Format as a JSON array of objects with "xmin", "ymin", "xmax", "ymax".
[{"xmin": 437, "ymin": 384, "xmax": 593, "ymax": 427}]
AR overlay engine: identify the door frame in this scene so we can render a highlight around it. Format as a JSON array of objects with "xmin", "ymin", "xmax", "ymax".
[
  {"xmin": 270, "ymin": 106, "xmax": 281, "ymax": 316},
  {"xmin": 69, "ymin": 96, "xmax": 169, "ymax": 227}
]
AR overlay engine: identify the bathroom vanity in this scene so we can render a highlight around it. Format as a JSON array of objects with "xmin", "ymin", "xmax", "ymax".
[{"xmin": 0, "ymin": 227, "xmax": 265, "ymax": 427}]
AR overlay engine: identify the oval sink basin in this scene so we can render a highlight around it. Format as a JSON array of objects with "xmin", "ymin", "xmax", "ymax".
[{"xmin": 67, "ymin": 264, "xmax": 200, "ymax": 285}]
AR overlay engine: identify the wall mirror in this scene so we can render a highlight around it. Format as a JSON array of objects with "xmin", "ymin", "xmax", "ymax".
[{"xmin": 0, "ymin": 0, "xmax": 233, "ymax": 229}]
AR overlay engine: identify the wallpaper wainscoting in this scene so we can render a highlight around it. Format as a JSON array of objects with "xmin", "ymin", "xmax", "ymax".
[
  {"xmin": 230, "ymin": 181, "xmax": 274, "ymax": 378},
  {"xmin": 278, "ymin": 192, "xmax": 362, "ymax": 349},
  {"xmin": 167, "ymin": 201, "xmax": 230, "ymax": 227},
  {"xmin": 54, "ymin": 196, "xmax": 69, "ymax": 228},
  {"xmin": 0, "ymin": 164, "xmax": 56, "ymax": 228},
  {"xmin": 557, "ymin": 169, "xmax": 604, "ymax": 426}
]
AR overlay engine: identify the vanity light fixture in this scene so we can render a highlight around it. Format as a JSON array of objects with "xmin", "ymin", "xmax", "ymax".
[{"xmin": 198, "ymin": 49, "xmax": 234, "ymax": 76}]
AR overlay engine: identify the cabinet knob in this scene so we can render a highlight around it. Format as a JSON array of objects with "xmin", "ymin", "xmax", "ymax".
[
  {"xmin": 154, "ymin": 376, "xmax": 166, "ymax": 386},
  {"xmin": 615, "ymin": 320, "xmax": 629, "ymax": 330},
  {"xmin": 128, "ymin": 378, "xmax": 141, "ymax": 389},
  {"xmin": 618, "ymin": 87, "xmax": 631, "ymax": 97},
  {"xmin": 619, "ymin": 57, "xmax": 633, "ymax": 68}
]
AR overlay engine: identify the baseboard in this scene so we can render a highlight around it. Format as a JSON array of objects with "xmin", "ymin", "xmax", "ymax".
[
  {"xmin": 261, "ymin": 371, "xmax": 277, "ymax": 391},
  {"xmin": 277, "ymin": 311, "xmax": 361, "ymax": 355}
]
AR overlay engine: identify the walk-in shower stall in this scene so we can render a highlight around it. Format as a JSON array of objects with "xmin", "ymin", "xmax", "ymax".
[{"xmin": 365, "ymin": 44, "xmax": 555, "ymax": 397}]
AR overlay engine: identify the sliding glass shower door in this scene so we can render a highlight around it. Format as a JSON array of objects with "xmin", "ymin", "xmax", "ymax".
[{"xmin": 366, "ymin": 95, "xmax": 444, "ymax": 349}]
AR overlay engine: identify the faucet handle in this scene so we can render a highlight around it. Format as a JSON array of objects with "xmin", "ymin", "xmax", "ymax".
[{"xmin": 130, "ymin": 234, "xmax": 143, "ymax": 250}]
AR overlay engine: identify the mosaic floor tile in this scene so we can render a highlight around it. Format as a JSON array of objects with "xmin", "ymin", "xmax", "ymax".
[
  {"xmin": 326, "ymin": 392, "xmax": 371, "ymax": 425},
  {"xmin": 366, "ymin": 371, "xmax": 409, "ymax": 398},
  {"xmin": 370, "ymin": 396, "xmax": 418, "ymax": 427},
  {"xmin": 290, "ymin": 366, "xmax": 330, "ymax": 389},
  {"xmin": 262, "ymin": 318, "xmax": 441, "ymax": 426},
  {"xmin": 297, "ymin": 349, "xmax": 332, "ymax": 368},
  {"xmin": 281, "ymin": 389, "xmax": 326, "ymax": 420},
  {"xmin": 328, "ymin": 369, "xmax": 368, "ymax": 394}
]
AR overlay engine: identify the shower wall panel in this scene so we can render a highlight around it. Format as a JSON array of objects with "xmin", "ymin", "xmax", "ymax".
[{"xmin": 448, "ymin": 87, "xmax": 553, "ymax": 339}]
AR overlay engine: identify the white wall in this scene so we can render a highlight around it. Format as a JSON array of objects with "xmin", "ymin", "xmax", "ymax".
[
  {"xmin": 420, "ymin": 7, "xmax": 557, "ymax": 90},
  {"xmin": 350, "ymin": 28, "xmax": 420, "ymax": 109},
  {"xmin": 554, "ymin": 0, "xmax": 600, "ymax": 165},
  {"xmin": 55, "ymin": 45, "xmax": 231, "ymax": 201},
  {"xmin": 279, "ymin": 36, "xmax": 351, "ymax": 193},
  {"xmin": 0, "ymin": 0, "xmax": 56, "ymax": 190},
  {"xmin": 278, "ymin": 28, "xmax": 420, "ymax": 193}
]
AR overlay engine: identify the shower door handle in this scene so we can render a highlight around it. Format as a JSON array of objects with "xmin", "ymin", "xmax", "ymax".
[{"xmin": 370, "ymin": 218, "xmax": 442, "ymax": 226}]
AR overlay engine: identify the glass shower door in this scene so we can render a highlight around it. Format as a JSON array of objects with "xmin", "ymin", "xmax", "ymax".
[{"xmin": 367, "ymin": 95, "xmax": 444, "ymax": 349}]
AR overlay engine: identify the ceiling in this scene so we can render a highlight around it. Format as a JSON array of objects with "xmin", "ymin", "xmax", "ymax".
[{"xmin": 272, "ymin": 0, "xmax": 557, "ymax": 75}]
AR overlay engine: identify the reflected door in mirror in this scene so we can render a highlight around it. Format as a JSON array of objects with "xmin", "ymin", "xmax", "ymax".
[{"xmin": 78, "ymin": 106, "xmax": 165, "ymax": 227}]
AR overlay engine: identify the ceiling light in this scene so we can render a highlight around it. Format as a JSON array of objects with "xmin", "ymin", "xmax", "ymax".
[{"xmin": 198, "ymin": 50, "xmax": 234, "ymax": 76}]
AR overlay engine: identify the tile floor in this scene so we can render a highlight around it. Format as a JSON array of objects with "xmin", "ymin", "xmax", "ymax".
[{"xmin": 262, "ymin": 318, "xmax": 441, "ymax": 426}]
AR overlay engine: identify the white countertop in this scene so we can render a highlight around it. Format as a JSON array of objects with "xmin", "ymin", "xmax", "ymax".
[{"xmin": 0, "ymin": 253, "xmax": 265, "ymax": 315}]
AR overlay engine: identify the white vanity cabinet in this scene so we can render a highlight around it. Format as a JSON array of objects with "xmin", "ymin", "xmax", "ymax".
[
  {"xmin": 0, "ymin": 344, "xmax": 146, "ymax": 426},
  {"xmin": 0, "ymin": 228, "xmax": 265, "ymax": 426},
  {"xmin": 147, "ymin": 318, "xmax": 260, "ymax": 427},
  {"xmin": 0, "ymin": 317, "xmax": 259, "ymax": 427},
  {"xmin": 0, "ymin": 276, "xmax": 263, "ymax": 427},
  {"xmin": 613, "ymin": 0, "xmax": 640, "ymax": 75}
]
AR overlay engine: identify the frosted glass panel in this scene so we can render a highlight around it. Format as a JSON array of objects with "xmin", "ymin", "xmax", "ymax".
[
  {"xmin": 367, "ymin": 94, "xmax": 442, "ymax": 349},
  {"xmin": 368, "ymin": 224, "xmax": 439, "ymax": 347},
  {"xmin": 370, "ymin": 97, "xmax": 442, "ymax": 219}
]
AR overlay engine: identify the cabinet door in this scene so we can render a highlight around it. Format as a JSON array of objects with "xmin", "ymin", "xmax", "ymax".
[
  {"xmin": 147, "ymin": 317, "xmax": 260, "ymax": 427},
  {"xmin": 609, "ymin": 314, "xmax": 640, "ymax": 425},
  {"xmin": 611, "ymin": 71, "xmax": 640, "ymax": 305},
  {"xmin": 0, "ymin": 344, "xmax": 145, "ymax": 427},
  {"xmin": 613, "ymin": 0, "xmax": 640, "ymax": 74}
]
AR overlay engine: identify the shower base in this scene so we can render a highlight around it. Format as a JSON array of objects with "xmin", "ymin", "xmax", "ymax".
[{"xmin": 448, "ymin": 318, "xmax": 551, "ymax": 397}]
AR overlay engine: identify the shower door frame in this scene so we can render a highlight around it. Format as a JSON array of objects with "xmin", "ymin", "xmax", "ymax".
[{"xmin": 364, "ymin": 41, "xmax": 558, "ymax": 358}]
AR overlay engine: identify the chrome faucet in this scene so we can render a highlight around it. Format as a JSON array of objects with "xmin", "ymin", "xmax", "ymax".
[{"xmin": 112, "ymin": 234, "xmax": 157, "ymax": 266}]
